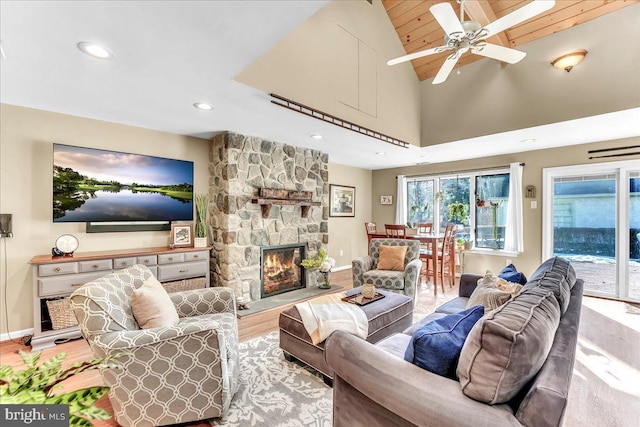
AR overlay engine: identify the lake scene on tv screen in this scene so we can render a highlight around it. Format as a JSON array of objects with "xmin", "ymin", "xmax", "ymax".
[{"xmin": 53, "ymin": 144, "xmax": 194, "ymax": 222}]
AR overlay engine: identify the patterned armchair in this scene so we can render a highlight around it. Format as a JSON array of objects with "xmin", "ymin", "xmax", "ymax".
[
  {"xmin": 69, "ymin": 264, "xmax": 239, "ymax": 427},
  {"xmin": 352, "ymin": 238, "xmax": 422, "ymax": 299}
]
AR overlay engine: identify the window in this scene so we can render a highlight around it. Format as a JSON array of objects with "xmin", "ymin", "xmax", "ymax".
[{"xmin": 406, "ymin": 169, "xmax": 510, "ymax": 250}]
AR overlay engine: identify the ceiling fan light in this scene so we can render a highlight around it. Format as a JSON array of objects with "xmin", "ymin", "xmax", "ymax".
[{"xmin": 551, "ymin": 50, "xmax": 587, "ymax": 72}]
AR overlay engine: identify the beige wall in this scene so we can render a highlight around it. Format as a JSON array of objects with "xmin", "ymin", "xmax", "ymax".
[
  {"xmin": 0, "ymin": 104, "xmax": 210, "ymax": 335},
  {"xmin": 327, "ymin": 163, "xmax": 372, "ymax": 269},
  {"xmin": 371, "ymin": 136, "xmax": 640, "ymax": 276},
  {"xmin": 235, "ymin": 0, "xmax": 421, "ymax": 146}
]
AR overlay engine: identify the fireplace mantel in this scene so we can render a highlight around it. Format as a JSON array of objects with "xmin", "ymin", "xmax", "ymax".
[{"xmin": 252, "ymin": 198, "xmax": 321, "ymax": 218}]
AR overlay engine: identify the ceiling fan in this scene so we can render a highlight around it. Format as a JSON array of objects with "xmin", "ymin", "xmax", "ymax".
[{"xmin": 387, "ymin": 0, "xmax": 556, "ymax": 84}]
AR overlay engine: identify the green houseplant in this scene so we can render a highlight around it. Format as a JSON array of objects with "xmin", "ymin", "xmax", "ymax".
[
  {"xmin": 194, "ymin": 193, "xmax": 208, "ymax": 248},
  {"xmin": 0, "ymin": 350, "xmax": 121, "ymax": 426},
  {"xmin": 448, "ymin": 202, "xmax": 468, "ymax": 224}
]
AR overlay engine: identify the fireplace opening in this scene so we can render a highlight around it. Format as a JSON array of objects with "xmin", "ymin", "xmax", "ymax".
[{"xmin": 260, "ymin": 244, "xmax": 306, "ymax": 298}]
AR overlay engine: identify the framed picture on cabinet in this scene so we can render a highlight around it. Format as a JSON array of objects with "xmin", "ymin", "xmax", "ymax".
[{"xmin": 171, "ymin": 223, "xmax": 193, "ymax": 248}]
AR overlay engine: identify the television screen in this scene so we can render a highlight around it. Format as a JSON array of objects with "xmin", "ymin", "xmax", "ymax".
[{"xmin": 53, "ymin": 144, "xmax": 194, "ymax": 222}]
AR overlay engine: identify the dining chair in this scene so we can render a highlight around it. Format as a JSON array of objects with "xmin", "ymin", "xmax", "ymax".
[
  {"xmin": 365, "ymin": 222, "xmax": 378, "ymax": 251},
  {"xmin": 417, "ymin": 223, "xmax": 434, "ymax": 285},
  {"xmin": 385, "ymin": 224, "xmax": 407, "ymax": 239},
  {"xmin": 437, "ymin": 223, "xmax": 457, "ymax": 289},
  {"xmin": 417, "ymin": 223, "xmax": 433, "ymax": 234}
]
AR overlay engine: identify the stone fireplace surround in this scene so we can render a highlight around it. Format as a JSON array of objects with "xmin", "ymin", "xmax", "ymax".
[{"xmin": 209, "ymin": 131, "xmax": 329, "ymax": 302}]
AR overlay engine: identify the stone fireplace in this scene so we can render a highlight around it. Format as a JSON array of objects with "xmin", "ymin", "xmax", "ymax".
[
  {"xmin": 261, "ymin": 243, "xmax": 306, "ymax": 298},
  {"xmin": 208, "ymin": 131, "xmax": 328, "ymax": 302}
]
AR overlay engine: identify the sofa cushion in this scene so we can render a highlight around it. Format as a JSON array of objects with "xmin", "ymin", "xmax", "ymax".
[
  {"xmin": 377, "ymin": 245, "xmax": 407, "ymax": 271},
  {"xmin": 362, "ymin": 270, "xmax": 405, "ymax": 290},
  {"xmin": 376, "ymin": 333, "xmax": 412, "ymax": 359},
  {"xmin": 457, "ymin": 286, "xmax": 561, "ymax": 404},
  {"xmin": 403, "ymin": 312, "xmax": 448, "ymax": 336},
  {"xmin": 521, "ymin": 257, "xmax": 576, "ymax": 314},
  {"xmin": 434, "ymin": 297, "xmax": 469, "ymax": 314},
  {"xmin": 405, "ymin": 305, "xmax": 485, "ymax": 378},
  {"xmin": 498, "ymin": 264, "xmax": 527, "ymax": 285},
  {"xmin": 131, "ymin": 275, "xmax": 180, "ymax": 329}
]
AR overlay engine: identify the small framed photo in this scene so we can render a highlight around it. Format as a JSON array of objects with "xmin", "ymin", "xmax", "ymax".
[
  {"xmin": 380, "ymin": 195, "xmax": 393, "ymax": 205},
  {"xmin": 329, "ymin": 184, "xmax": 355, "ymax": 217},
  {"xmin": 171, "ymin": 223, "xmax": 193, "ymax": 247}
]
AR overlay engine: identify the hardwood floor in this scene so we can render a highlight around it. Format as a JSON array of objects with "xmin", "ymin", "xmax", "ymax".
[{"xmin": 1, "ymin": 269, "xmax": 638, "ymax": 426}]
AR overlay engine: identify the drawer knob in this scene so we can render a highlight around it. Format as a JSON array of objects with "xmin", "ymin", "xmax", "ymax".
[
  {"xmin": 168, "ymin": 257, "xmax": 173, "ymax": 261},
  {"xmin": 54, "ymin": 267, "xmax": 61, "ymax": 272},
  {"xmin": 179, "ymin": 269, "xmax": 188, "ymax": 273},
  {"xmin": 92, "ymin": 264, "xmax": 99, "ymax": 269},
  {"xmin": 144, "ymin": 260, "xmax": 149, "ymax": 263},
  {"xmin": 71, "ymin": 283, "xmax": 83, "ymax": 287},
  {"xmin": 121, "ymin": 262, "xmax": 127, "ymax": 266},
  {"xmin": 194, "ymin": 255, "xmax": 199, "ymax": 258}
]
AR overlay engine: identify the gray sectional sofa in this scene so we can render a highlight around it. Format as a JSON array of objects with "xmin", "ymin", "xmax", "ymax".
[{"xmin": 325, "ymin": 257, "xmax": 583, "ymax": 427}]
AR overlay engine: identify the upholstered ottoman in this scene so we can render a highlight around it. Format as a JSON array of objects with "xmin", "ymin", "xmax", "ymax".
[{"xmin": 279, "ymin": 287, "xmax": 413, "ymax": 385}]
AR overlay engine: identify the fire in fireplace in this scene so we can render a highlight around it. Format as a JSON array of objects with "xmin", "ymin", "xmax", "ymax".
[{"xmin": 260, "ymin": 244, "xmax": 306, "ymax": 298}]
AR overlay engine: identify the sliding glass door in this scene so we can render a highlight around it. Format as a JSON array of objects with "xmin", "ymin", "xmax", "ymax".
[{"xmin": 543, "ymin": 160, "xmax": 640, "ymax": 302}]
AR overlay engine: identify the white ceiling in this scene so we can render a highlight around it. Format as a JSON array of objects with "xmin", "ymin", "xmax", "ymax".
[{"xmin": 1, "ymin": 1, "xmax": 639, "ymax": 170}]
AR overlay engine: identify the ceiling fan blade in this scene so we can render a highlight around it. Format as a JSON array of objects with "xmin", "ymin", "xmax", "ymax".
[
  {"xmin": 430, "ymin": 2, "xmax": 465, "ymax": 39},
  {"xmin": 480, "ymin": 0, "xmax": 556, "ymax": 40},
  {"xmin": 387, "ymin": 46, "xmax": 447, "ymax": 66},
  {"xmin": 471, "ymin": 43, "xmax": 526, "ymax": 64},
  {"xmin": 432, "ymin": 51, "xmax": 461, "ymax": 85}
]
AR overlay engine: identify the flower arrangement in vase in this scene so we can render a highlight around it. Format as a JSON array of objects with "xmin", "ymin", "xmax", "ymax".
[{"xmin": 301, "ymin": 248, "xmax": 335, "ymax": 289}]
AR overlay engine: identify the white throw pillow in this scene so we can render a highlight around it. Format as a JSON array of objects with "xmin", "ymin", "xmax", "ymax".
[{"xmin": 131, "ymin": 275, "xmax": 179, "ymax": 329}]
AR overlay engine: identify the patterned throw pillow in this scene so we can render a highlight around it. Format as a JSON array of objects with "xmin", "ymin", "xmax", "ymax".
[
  {"xmin": 404, "ymin": 305, "xmax": 485, "ymax": 378},
  {"xmin": 131, "ymin": 275, "xmax": 179, "ymax": 329},
  {"xmin": 377, "ymin": 245, "xmax": 407, "ymax": 271},
  {"xmin": 467, "ymin": 271, "xmax": 521, "ymax": 311}
]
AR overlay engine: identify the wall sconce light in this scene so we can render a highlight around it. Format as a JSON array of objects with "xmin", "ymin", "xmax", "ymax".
[{"xmin": 551, "ymin": 50, "xmax": 588, "ymax": 72}]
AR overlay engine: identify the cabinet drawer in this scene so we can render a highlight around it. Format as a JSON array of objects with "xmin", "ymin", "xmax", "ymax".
[
  {"xmin": 38, "ymin": 272, "xmax": 106, "ymax": 297},
  {"xmin": 39, "ymin": 262, "xmax": 78, "ymax": 277},
  {"xmin": 184, "ymin": 251, "xmax": 208, "ymax": 262},
  {"xmin": 113, "ymin": 257, "xmax": 137, "ymax": 269},
  {"xmin": 158, "ymin": 253, "xmax": 185, "ymax": 264},
  {"xmin": 79, "ymin": 259, "xmax": 113, "ymax": 273},
  {"xmin": 157, "ymin": 261, "xmax": 207, "ymax": 282},
  {"xmin": 136, "ymin": 255, "xmax": 157, "ymax": 266}
]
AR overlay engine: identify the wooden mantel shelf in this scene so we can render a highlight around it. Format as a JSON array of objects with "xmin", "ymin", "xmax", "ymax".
[{"xmin": 252, "ymin": 198, "xmax": 321, "ymax": 218}]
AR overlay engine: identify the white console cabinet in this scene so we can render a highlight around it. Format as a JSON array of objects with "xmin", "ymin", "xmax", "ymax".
[{"xmin": 30, "ymin": 246, "xmax": 210, "ymax": 351}]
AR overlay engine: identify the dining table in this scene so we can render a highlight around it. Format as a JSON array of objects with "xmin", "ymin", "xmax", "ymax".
[{"xmin": 368, "ymin": 232, "xmax": 447, "ymax": 291}]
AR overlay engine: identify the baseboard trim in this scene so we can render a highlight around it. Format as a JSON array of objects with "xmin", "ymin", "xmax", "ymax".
[
  {"xmin": 0, "ymin": 328, "xmax": 33, "ymax": 343},
  {"xmin": 333, "ymin": 265, "xmax": 351, "ymax": 272}
]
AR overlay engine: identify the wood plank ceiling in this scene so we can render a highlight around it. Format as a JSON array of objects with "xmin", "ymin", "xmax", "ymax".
[{"xmin": 383, "ymin": 0, "xmax": 639, "ymax": 81}]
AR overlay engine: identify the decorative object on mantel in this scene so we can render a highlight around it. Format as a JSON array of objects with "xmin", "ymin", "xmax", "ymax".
[
  {"xmin": 252, "ymin": 188, "xmax": 321, "ymax": 218},
  {"xmin": 329, "ymin": 184, "xmax": 355, "ymax": 217},
  {"xmin": 302, "ymin": 248, "xmax": 335, "ymax": 289},
  {"xmin": 194, "ymin": 193, "xmax": 208, "ymax": 248},
  {"xmin": 170, "ymin": 223, "xmax": 193, "ymax": 248}
]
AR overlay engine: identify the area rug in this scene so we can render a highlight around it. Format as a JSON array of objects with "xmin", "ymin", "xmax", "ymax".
[{"xmin": 210, "ymin": 332, "xmax": 332, "ymax": 427}]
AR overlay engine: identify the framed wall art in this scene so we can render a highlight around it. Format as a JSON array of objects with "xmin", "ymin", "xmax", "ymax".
[
  {"xmin": 380, "ymin": 195, "xmax": 393, "ymax": 205},
  {"xmin": 171, "ymin": 223, "xmax": 193, "ymax": 248},
  {"xmin": 329, "ymin": 184, "xmax": 355, "ymax": 217}
]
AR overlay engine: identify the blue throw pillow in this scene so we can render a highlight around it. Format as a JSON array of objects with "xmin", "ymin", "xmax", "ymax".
[
  {"xmin": 498, "ymin": 264, "xmax": 527, "ymax": 285},
  {"xmin": 404, "ymin": 305, "xmax": 485, "ymax": 378}
]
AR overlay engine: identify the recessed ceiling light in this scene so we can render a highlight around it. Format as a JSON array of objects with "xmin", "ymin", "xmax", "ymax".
[
  {"xmin": 376, "ymin": 152, "xmax": 386, "ymax": 156},
  {"xmin": 193, "ymin": 103, "xmax": 214, "ymax": 111},
  {"xmin": 310, "ymin": 134, "xmax": 323, "ymax": 140},
  {"xmin": 520, "ymin": 138, "xmax": 537, "ymax": 143},
  {"xmin": 77, "ymin": 42, "xmax": 114, "ymax": 60}
]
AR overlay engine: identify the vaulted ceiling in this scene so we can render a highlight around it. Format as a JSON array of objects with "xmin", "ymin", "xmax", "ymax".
[{"xmin": 383, "ymin": 0, "xmax": 639, "ymax": 81}]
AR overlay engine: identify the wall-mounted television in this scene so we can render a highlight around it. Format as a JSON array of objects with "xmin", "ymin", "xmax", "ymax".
[{"xmin": 53, "ymin": 144, "xmax": 194, "ymax": 223}]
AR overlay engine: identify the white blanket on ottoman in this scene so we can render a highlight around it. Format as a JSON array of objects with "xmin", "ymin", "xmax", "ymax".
[{"xmin": 295, "ymin": 292, "xmax": 368, "ymax": 345}]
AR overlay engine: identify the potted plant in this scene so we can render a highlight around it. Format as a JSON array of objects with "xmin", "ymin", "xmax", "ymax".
[
  {"xmin": 194, "ymin": 193, "xmax": 208, "ymax": 247},
  {"xmin": 0, "ymin": 350, "xmax": 121, "ymax": 426},
  {"xmin": 448, "ymin": 202, "xmax": 467, "ymax": 224}
]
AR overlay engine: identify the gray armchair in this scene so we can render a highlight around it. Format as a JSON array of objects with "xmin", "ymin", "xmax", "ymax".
[
  {"xmin": 352, "ymin": 238, "xmax": 422, "ymax": 299},
  {"xmin": 70, "ymin": 264, "xmax": 239, "ymax": 427}
]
